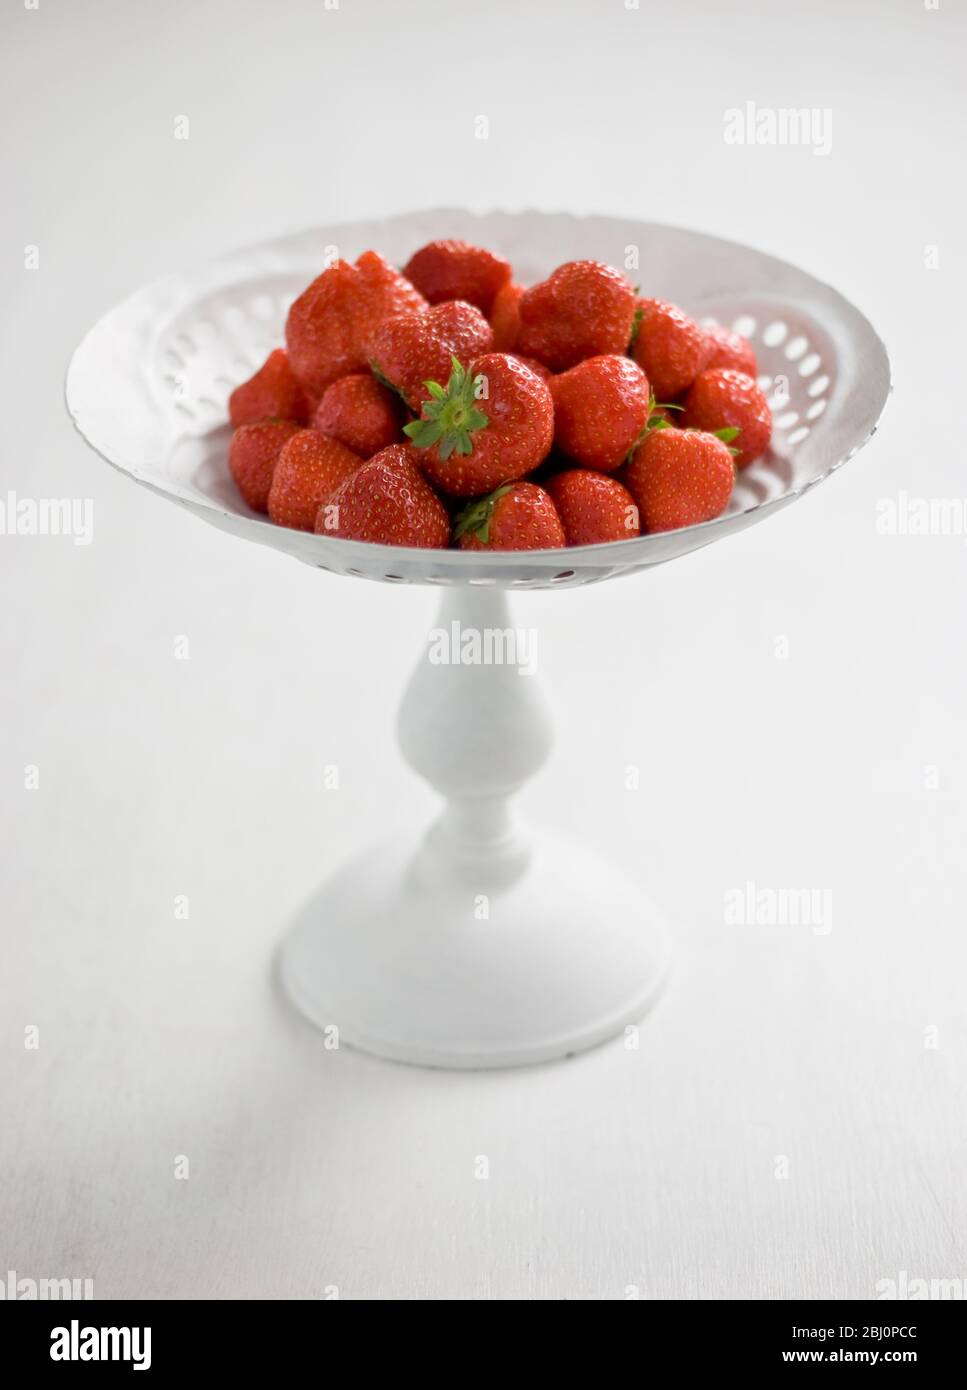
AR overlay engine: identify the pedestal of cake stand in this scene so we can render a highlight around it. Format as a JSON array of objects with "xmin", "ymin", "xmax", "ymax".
[{"xmin": 279, "ymin": 585, "xmax": 670, "ymax": 1069}]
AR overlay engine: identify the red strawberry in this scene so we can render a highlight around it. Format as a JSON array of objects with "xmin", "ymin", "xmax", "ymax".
[
  {"xmin": 228, "ymin": 420, "xmax": 301, "ymax": 512},
  {"xmin": 403, "ymin": 239, "xmax": 512, "ymax": 315},
  {"xmin": 516, "ymin": 261, "xmax": 636, "ymax": 371},
  {"xmin": 545, "ymin": 470, "xmax": 640, "ymax": 545},
  {"xmin": 367, "ymin": 300, "xmax": 493, "ymax": 411},
  {"xmin": 312, "ymin": 373, "xmax": 401, "ymax": 457},
  {"xmin": 490, "ymin": 281, "xmax": 523, "ymax": 351},
  {"xmin": 509, "ymin": 353, "xmax": 552, "ymax": 383},
  {"xmin": 682, "ymin": 368, "xmax": 772, "ymax": 467},
  {"xmin": 404, "ymin": 353, "xmax": 553, "ymax": 497},
  {"xmin": 624, "ymin": 428, "xmax": 734, "ymax": 532},
  {"xmin": 455, "ymin": 482, "xmax": 565, "ymax": 551},
  {"xmin": 318, "ymin": 443, "xmax": 450, "ymax": 548},
  {"xmin": 550, "ymin": 355, "xmax": 650, "ymax": 472},
  {"xmin": 631, "ymin": 299, "xmax": 713, "ymax": 401},
  {"xmin": 285, "ymin": 251, "xmax": 425, "ymax": 398},
  {"xmin": 705, "ymin": 323, "xmax": 758, "ymax": 377},
  {"xmin": 229, "ymin": 348, "xmax": 312, "ymax": 428},
  {"xmin": 267, "ymin": 429, "xmax": 361, "ymax": 531}
]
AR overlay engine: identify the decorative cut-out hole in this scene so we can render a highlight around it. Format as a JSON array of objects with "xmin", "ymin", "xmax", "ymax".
[
  {"xmin": 798, "ymin": 353, "xmax": 821, "ymax": 376},
  {"xmin": 733, "ymin": 315, "xmax": 756, "ymax": 337},
  {"xmin": 784, "ymin": 336, "xmax": 808, "ymax": 361},
  {"xmin": 775, "ymin": 411, "xmax": 800, "ymax": 430},
  {"xmin": 806, "ymin": 399, "xmax": 827, "ymax": 420},
  {"xmin": 763, "ymin": 321, "xmax": 788, "ymax": 347},
  {"xmin": 551, "ymin": 570, "xmax": 576, "ymax": 582},
  {"xmin": 383, "ymin": 574, "xmax": 405, "ymax": 582},
  {"xmin": 808, "ymin": 374, "xmax": 830, "ymax": 397},
  {"xmin": 468, "ymin": 577, "xmax": 497, "ymax": 585},
  {"xmin": 757, "ymin": 375, "xmax": 773, "ymax": 392},
  {"xmin": 787, "ymin": 426, "xmax": 810, "ymax": 445}
]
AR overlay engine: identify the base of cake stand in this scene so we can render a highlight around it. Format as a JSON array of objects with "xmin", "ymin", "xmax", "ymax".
[
  {"xmin": 280, "ymin": 830, "xmax": 669, "ymax": 1069},
  {"xmin": 279, "ymin": 585, "xmax": 670, "ymax": 1069}
]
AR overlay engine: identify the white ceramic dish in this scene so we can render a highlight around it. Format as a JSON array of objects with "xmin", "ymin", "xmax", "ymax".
[
  {"xmin": 66, "ymin": 211, "xmax": 891, "ymax": 1068},
  {"xmin": 66, "ymin": 208, "xmax": 890, "ymax": 588}
]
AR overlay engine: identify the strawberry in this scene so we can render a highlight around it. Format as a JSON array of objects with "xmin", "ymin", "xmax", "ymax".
[
  {"xmin": 285, "ymin": 251, "xmax": 425, "ymax": 398},
  {"xmin": 318, "ymin": 443, "xmax": 450, "ymax": 548},
  {"xmin": 515, "ymin": 261, "xmax": 636, "ymax": 372},
  {"xmin": 228, "ymin": 420, "xmax": 301, "ymax": 512},
  {"xmin": 490, "ymin": 281, "xmax": 523, "ymax": 351},
  {"xmin": 403, "ymin": 239, "xmax": 512, "ymax": 315},
  {"xmin": 404, "ymin": 353, "xmax": 553, "ymax": 497},
  {"xmin": 455, "ymin": 482, "xmax": 565, "ymax": 551},
  {"xmin": 624, "ymin": 428, "xmax": 734, "ymax": 533},
  {"xmin": 545, "ymin": 469, "xmax": 640, "ymax": 545},
  {"xmin": 229, "ymin": 348, "xmax": 312, "ymax": 428},
  {"xmin": 509, "ymin": 353, "xmax": 552, "ymax": 383},
  {"xmin": 705, "ymin": 323, "xmax": 758, "ymax": 377},
  {"xmin": 267, "ymin": 429, "xmax": 361, "ymax": 531},
  {"xmin": 682, "ymin": 368, "xmax": 772, "ymax": 467},
  {"xmin": 367, "ymin": 300, "xmax": 493, "ymax": 411},
  {"xmin": 631, "ymin": 299, "xmax": 713, "ymax": 401},
  {"xmin": 312, "ymin": 373, "xmax": 401, "ymax": 458},
  {"xmin": 550, "ymin": 355, "xmax": 650, "ymax": 472}
]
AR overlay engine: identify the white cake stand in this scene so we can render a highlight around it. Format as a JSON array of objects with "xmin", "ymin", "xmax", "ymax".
[{"xmin": 65, "ymin": 210, "xmax": 891, "ymax": 1068}]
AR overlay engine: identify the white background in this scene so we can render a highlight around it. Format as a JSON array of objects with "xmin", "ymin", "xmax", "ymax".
[{"xmin": 2, "ymin": 0, "xmax": 965, "ymax": 1299}]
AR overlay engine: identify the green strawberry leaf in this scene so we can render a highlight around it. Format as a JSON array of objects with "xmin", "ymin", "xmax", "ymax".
[
  {"xmin": 453, "ymin": 484, "xmax": 513, "ymax": 543},
  {"xmin": 627, "ymin": 303, "xmax": 645, "ymax": 353},
  {"xmin": 404, "ymin": 418, "xmax": 444, "ymax": 449},
  {"xmin": 369, "ymin": 360, "xmax": 411, "ymax": 406},
  {"xmin": 403, "ymin": 356, "xmax": 490, "ymax": 460},
  {"xmin": 713, "ymin": 426, "xmax": 741, "ymax": 443},
  {"xmin": 623, "ymin": 394, "xmax": 685, "ymax": 463}
]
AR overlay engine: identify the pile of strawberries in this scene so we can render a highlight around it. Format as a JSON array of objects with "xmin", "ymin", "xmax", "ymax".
[{"xmin": 226, "ymin": 239, "xmax": 772, "ymax": 551}]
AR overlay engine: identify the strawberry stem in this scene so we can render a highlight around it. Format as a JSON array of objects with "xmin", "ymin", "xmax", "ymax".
[{"xmin": 403, "ymin": 356, "xmax": 489, "ymax": 461}]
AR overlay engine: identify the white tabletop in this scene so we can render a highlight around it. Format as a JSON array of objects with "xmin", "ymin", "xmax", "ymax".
[{"xmin": 1, "ymin": 0, "xmax": 964, "ymax": 1300}]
